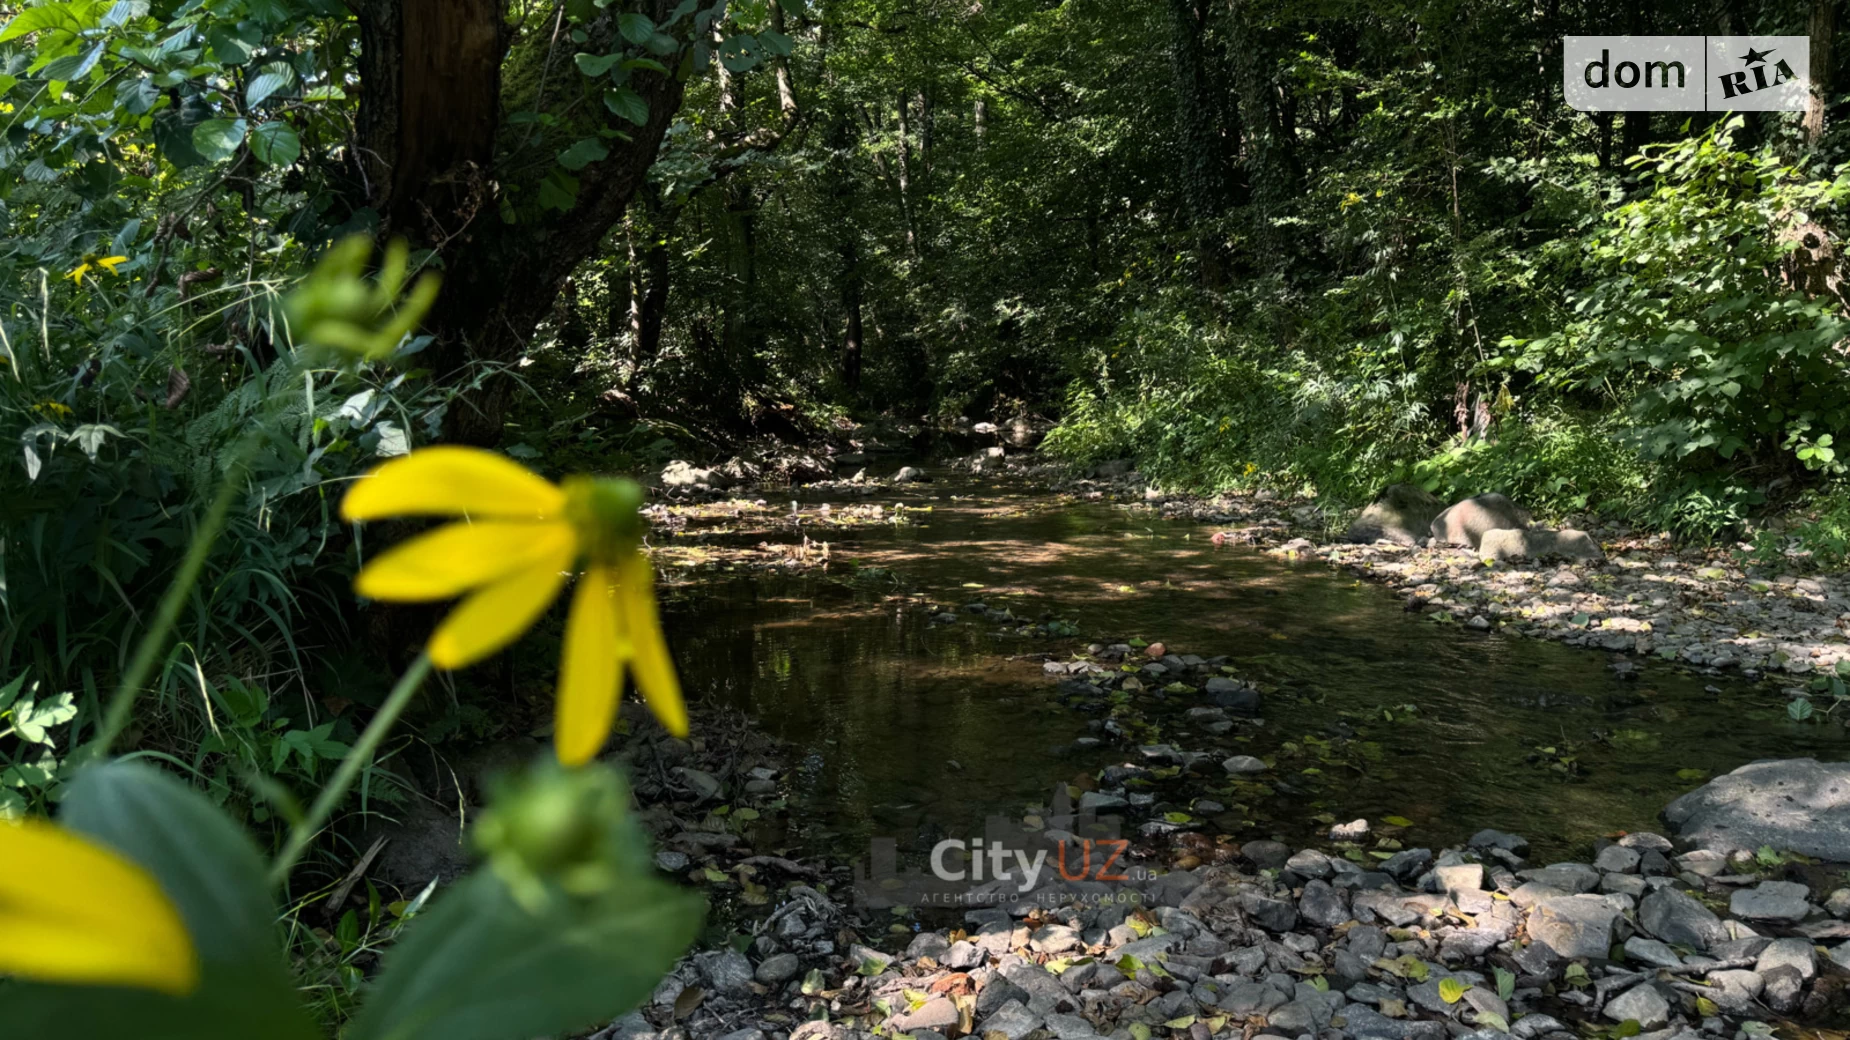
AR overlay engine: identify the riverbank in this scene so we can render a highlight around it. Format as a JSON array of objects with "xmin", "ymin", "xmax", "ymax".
[
  {"xmin": 1047, "ymin": 467, "xmax": 1850, "ymax": 695},
  {"xmin": 570, "ymin": 457, "xmax": 1850, "ymax": 1039}
]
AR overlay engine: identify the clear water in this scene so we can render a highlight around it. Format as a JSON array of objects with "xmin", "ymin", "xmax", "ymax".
[{"xmin": 667, "ymin": 479, "xmax": 1847, "ymax": 863}]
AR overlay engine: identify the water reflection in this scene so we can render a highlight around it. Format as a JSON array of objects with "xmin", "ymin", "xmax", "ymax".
[{"xmin": 668, "ymin": 483, "xmax": 1846, "ymax": 861}]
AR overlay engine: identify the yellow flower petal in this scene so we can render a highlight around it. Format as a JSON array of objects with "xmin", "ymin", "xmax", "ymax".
[
  {"xmin": 95, "ymin": 256, "xmax": 128, "ymax": 274},
  {"xmin": 355, "ymin": 520, "xmax": 576, "ymax": 601},
  {"xmin": 427, "ymin": 535, "xmax": 573, "ymax": 668},
  {"xmin": 341, "ymin": 447, "xmax": 567, "ymax": 522},
  {"xmin": 64, "ymin": 264, "xmax": 89, "ymax": 285},
  {"xmin": 555, "ymin": 564, "xmax": 623, "ymax": 766},
  {"xmin": 0, "ymin": 818, "xmax": 198, "ymax": 995},
  {"xmin": 617, "ymin": 553, "xmax": 688, "ymax": 738}
]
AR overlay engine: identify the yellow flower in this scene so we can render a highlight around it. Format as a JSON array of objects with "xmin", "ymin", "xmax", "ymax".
[
  {"xmin": 64, "ymin": 255, "xmax": 127, "ymax": 286},
  {"xmin": 0, "ymin": 817, "xmax": 198, "ymax": 994},
  {"xmin": 341, "ymin": 447, "xmax": 688, "ymax": 764},
  {"xmin": 34, "ymin": 400, "xmax": 73, "ymax": 420}
]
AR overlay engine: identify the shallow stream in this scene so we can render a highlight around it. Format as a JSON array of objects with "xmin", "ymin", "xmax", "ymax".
[{"xmin": 667, "ymin": 479, "xmax": 1847, "ymax": 864}]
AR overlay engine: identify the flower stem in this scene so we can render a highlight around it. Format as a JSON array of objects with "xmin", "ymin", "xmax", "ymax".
[
  {"xmin": 91, "ymin": 435, "xmax": 257, "ymax": 760},
  {"xmin": 269, "ymin": 651, "xmax": 433, "ymax": 886}
]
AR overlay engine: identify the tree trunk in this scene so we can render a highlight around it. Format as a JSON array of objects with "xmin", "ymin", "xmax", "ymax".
[
  {"xmin": 1810, "ymin": 0, "xmax": 1838, "ymax": 144},
  {"xmin": 841, "ymin": 241, "xmax": 864, "ymax": 392},
  {"xmin": 895, "ymin": 93, "xmax": 918, "ymax": 254},
  {"xmin": 355, "ymin": 0, "xmax": 692, "ymax": 445}
]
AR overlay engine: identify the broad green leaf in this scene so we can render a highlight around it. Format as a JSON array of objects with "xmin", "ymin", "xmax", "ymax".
[
  {"xmin": 116, "ymin": 75, "xmax": 160, "ymax": 115},
  {"xmin": 0, "ymin": 2, "xmax": 107, "ymax": 43},
  {"xmin": 759, "ymin": 29, "xmax": 795, "ymax": 56},
  {"xmin": 558, "ymin": 136, "xmax": 610, "ymax": 170},
  {"xmin": 6, "ymin": 761, "xmax": 316, "ymax": 1040},
  {"xmin": 1438, "ymin": 977, "xmax": 1467, "ymax": 1004},
  {"xmin": 574, "ymin": 51, "xmax": 622, "ymax": 77},
  {"xmin": 245, "ymin": 61, "xmax": 296, "ymax": 107},
  {"xmin": 192, "ymin": 118, "xmax": 247, "ymax": 163},
  {"xmin": 1382, "ymin": 814, "xmax": 1414, "ymax": 826},
  {"xmin": 1494, "ymin": 967, "xmax": 1515, "ymax": 1001},
  {"xmin": 604, "ymin": 87, "xmax": 648, "ymax": 125},
  {"xmin": 249, "ymin": 122, "xmax": 300, "ymax": 166},
  {"xmin": 40, "ymin": 41, "xmax": 105, "ymax": 81},
  {"xmin": 617, "ymin": 13, "xmax": 655, "ymax": 44},
  {"xmin": 1477, "ymin": 1010, "xmax": 1510, "ymax": 1033},
  {"xmin": 205, "ymin": 24, "xmax": 256, "ymax": 65},
  {"xmin": 345, "ymin": 869, "xmax": 703, "ymax": 1040}
]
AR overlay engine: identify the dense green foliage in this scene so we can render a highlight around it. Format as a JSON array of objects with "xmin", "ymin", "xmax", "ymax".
[{"xmin": 3, "ymin": 0, "xmax": 1850, "ymax": 1030}]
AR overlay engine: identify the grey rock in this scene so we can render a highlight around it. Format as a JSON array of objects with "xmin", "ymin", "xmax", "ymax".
[
  {"xmin": 1078, "ymin": 791, "xmax": 1128, "ymax": 813},
  {"xmin": 1380, "ymin": 848, "xmax": 1434, "ymax": 882},
  {"xmin": 1511, "ymin": 1015, "xmax": 1568, "ymax": 1040},
  {"xmin": 1331, "ymin": 818, "xmax": 1371, "ymax": 842},
  {"xmin": 1042, "ymin": 1011, "xmax": 1099, "ymax": 1039},
  {"xmin": 1826, "ymin": 888, "xmax": 1850, "ymax": 918},
  {"xmin": 1244, "ymin": 840, "xmax": 1292, "ymax": 870},
  {"xmin": 976, "ymin": 978, "xmax": 1031, "ymax": 1017},
  {"xmin": 1702, "ymin": 969, "xmax": 1764, "ymax": 1014},
  {"xmin": 1436, "ymin": 863, "xmax": 1485, "ymax": 895},
  {"xmin": 1638, "ymin": 887, "xmax": 1728, "ymax": 950},
  {"xmin": 1757, "ymin": 937, "xmax": 1816, "ymax": 978},
  {"xmin": 1595, "ymin": 845, "xmax": 1642, "ymax": 873},
  {"xmin": 1206, "ymin": 678, "xmax": 1261, "ymax": 713},
  {"xmin": 1287, "ymin": 849, "xmax": 1335, "ymax": 879},
  {"xmin": 1267, "ymin": 997, "xmax": 1334, "ymax": 1033},
  {"xmin": 1510, "ymin": 882, "xmax": 1568, "ymax": 909},
  {"xmin": 1623, "ymin": 937, "xmax": 1683, "ymax": 968},
  {"xmin": 890, "ymin": 996, "xmax": 960, "ymax": 1033},
  {"xmin": 1763, "ymin": 964, "xmax": 1805, "ymax": 1013},
  {"xmin": 1529, "ymin": 895, "xmax": 1620, "ymax": 960},
  {"xmin": 1664, "ymin": 758, "xmax": 1850, "ymax": 861},
  {"xmin": 1347, "ymin": 484, "xmax": 1445, "ymax": 546},
  {"xmin": 655, "ymin": 850, "xmax": 690, "ymax": 872},
  {"xmin": 1517, "ymin": 863, "xmax": 1601, "ymax": 894},
  {"xmin": 755, "ymin": 952, "xmax": 801, "ymax": 985},
  {"xmin": 1601, "ymin": 873, "xmax": 1647, "ymax": 899},
  {"xmin": 701, "ymin": 949, "xmax": 756, "ymax": 995},
  {"xmin": 1223, "ymin": 755, "xmax": 1269, "ymax": 775},
  {"xmin": 1431, "ymin": 494, "xmax": 1532, "ymax": 549},
  {"xmin": 1619, "ymin": 832, "xmax": 1674, "ymax": 853},
  {"xmin": 1300, "ymin": 880, "xmax": 1352, "ymax": 929},
  {"xmin": 1468, "ymin": 829, "xmax": 1530, "ymax": 855},
  {"xmin": 946, "ymin": 939, "xmax": 984, "ymax": 969},
  {"xmin": 1239, "ymin": 889, "xmax": 1299, "ymax": 932},
  {"xmin": 979, "ymin": 999, "xmax": 1042, "ymax": 1040},
  {"xmin": 1731, "ymin": 880, "xmax": 1812, "ymax": 923},
  {"xmin": 906, "ymin": 932, "xmax": 952, "ymax": 961},
  {"xmin": 1603, "ymin": 983, "xmax": 1670, "ymax": 1029}
]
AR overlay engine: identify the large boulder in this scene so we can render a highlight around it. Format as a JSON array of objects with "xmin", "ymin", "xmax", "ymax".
[
  {"xmin": 1479, "ymin": 528, "xmax": 1606, "ymax": 563},
  {"xmin": 1664, "ymin": 758, "xmax": 1850, "ymax": 861},
  {"xmin": 1345, "ymin": 484, "xmax": 1445, "ymax": 545},
  {"xmin": 1430, "ymin": 494, "xmax": 1531, "ymax": 549}
]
